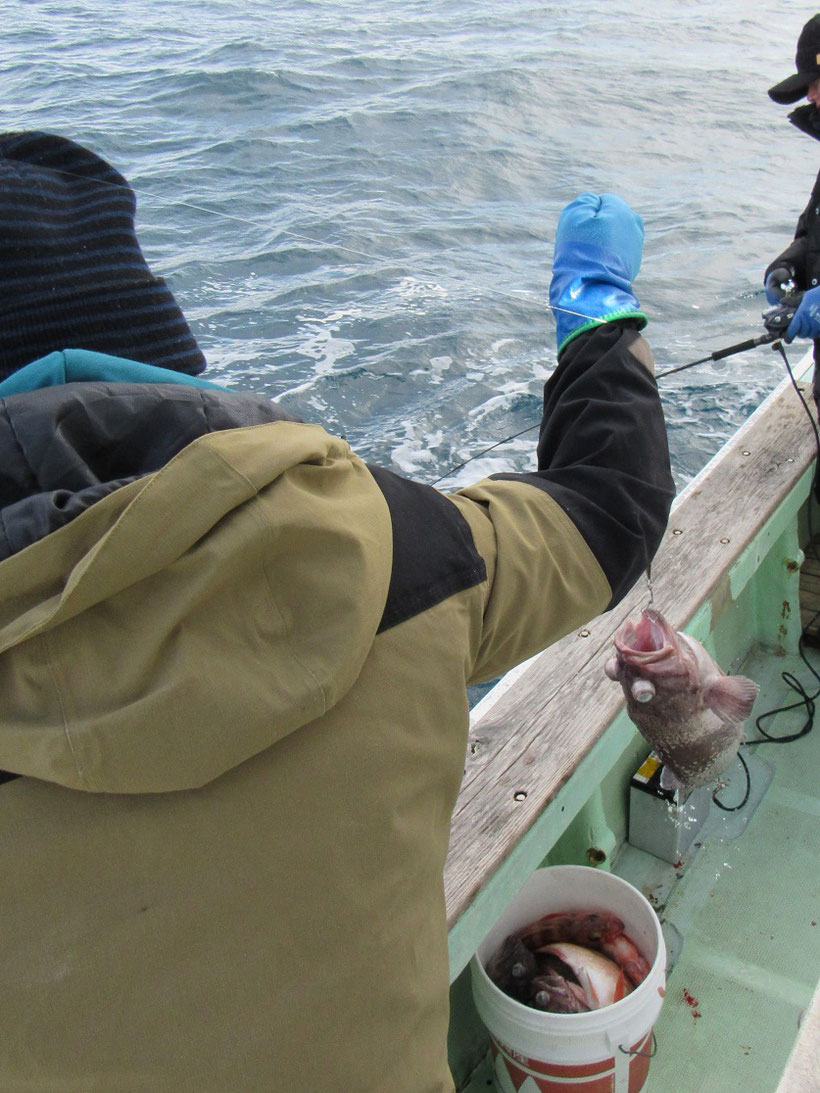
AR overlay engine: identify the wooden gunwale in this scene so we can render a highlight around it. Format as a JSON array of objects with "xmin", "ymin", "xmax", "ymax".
[{"xmin": 444, "ymin": 368, "xmax": 818, "ymax": 955}]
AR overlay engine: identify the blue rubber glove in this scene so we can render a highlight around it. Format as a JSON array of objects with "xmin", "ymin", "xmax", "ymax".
[
  {"xmin": 764, "ymin": 264, "xmax": 796, "ymax": 306},
  {"xmin": 787, "ymin": 285, "xmax": 820, "ymax": 341},
  {"xmin": 549, "ymin": 192, "xmax": 647, "ymax": 356}
]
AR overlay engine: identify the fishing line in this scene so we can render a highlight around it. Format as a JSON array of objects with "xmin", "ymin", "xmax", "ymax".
[
  {"xmin": 128, "ymin": 178, "xmax": 397, "ymax": 266},
  {"xmin": 729, "ymin": 340, "xmax": 820, "ymax": 764},
  {"xmin": 50, "ymin": 164, "xmax": 558, "ymax": 307},
  {"xmin": 776, "ymin": 339, "xmax": 820, "ymax": 511},
  {"xmin": 29, "ymin": 166, "xmax": 820, "ymax": 783},
  {"xmin": 110, "ymin": 168, "xmax": 608, "ymax": 485},
  {"xmin": 43, "ymin": 163, "xmax": 599, "ymax": 487},
  {"xmin": 133, "ymin": 183, "xmax": 607, "ymax": 333},
  {"xmin": 58, "ymin": 164, "xmax": 614, "ymax": 487},
  {"xmin": 48, "ymin": 168, "xmax": 615, "ymax": 325},
  {"xmin": 43, "ymin": 163, "xmax": 803, "ymax": 489},
  {"xmin": 429, "ymin": 421, "xmax": 540, "ymax": 487},
  {"xmin": 681, "ymin": 338, "xmax": 820, "ymax": 813}
]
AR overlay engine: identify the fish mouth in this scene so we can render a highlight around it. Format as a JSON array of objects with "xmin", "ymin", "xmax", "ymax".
[{"xmin": 615, "ymin": 608, "xmax": 676, "ymax": 662}]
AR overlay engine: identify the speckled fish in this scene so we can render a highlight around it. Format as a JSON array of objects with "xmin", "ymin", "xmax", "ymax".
[
  {"xmin": 515, "ymin": 910, "xmax": 624, "ymax": 950},
  {"xmin": 530, "ymin": 969, "xmax": 590, "ymax": 1013},
  {"xmin": 485, "ymin": 935, "xmax": 537, "ymax": 999},
  {"xmin": 605, "ymin": 608, "xmax": 759, "ymax": 798}
]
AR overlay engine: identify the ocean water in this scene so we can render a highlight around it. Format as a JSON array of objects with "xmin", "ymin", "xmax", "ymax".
[{"xmin": 3, "ymin": 0, "xmax": 818, "ymax": 490}]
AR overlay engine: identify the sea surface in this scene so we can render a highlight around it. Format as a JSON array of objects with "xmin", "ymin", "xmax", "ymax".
[{"xmin": 3, "ymin": 0, "xmax": 819, "ymax": 490}]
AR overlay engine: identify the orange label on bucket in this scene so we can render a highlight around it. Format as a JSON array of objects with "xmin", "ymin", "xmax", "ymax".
[{"xmin": 490, "ymin": 1030, "xmax": 654, "ymax": 1093}]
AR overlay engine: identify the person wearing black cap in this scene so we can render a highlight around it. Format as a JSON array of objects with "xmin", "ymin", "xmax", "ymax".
[
  {"xmin": 0, "ymin": 134, "xmax": 674, "ymax": 1091},
  {"xmin": 766, "ymin": 13, "xmax": 820, "ymax": 397}
]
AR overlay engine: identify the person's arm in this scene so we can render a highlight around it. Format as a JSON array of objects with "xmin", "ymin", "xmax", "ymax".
[
  {"xmin": 764, "ymin": 184, "xmax": 818, "ymax": 300},
  {"xmin": 449, "ymin": 194, "xmax": 674, "ymax": 683},
  {"xmin": 765, "ymin": 236, "xmax": 806, "ymax": 300}
]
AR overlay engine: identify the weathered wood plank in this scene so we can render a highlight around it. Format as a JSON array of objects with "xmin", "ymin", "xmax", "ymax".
[{"xmin": 445, "ymin": 376, "xmax": 817, "ymax": 928}]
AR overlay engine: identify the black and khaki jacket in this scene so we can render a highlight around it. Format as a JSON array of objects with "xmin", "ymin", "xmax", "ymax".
[{"xmin": 0, "ymin": 326, "xmax": 673, "ymax": 1092}]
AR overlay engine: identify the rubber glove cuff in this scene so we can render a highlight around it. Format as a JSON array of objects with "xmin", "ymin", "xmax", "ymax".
[
  {"xmin": 549, "ymin": 193, "xmax": 647, "ymax": 356},
  {"xmin": 786, "ymin": 284, "xmax": 820, "ymax": 342},
  {"xmin": 549, "ymin": 264, "xmax": 647, "ymax": 355}
]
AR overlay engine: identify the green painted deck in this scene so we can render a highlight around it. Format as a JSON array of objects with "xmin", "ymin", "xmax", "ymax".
[
  {"xmin": 450, "ymin": 364, "xmax": 820, "ymax": 1091},
  {"xmin": 462, "ymin": 640, "xmax": 820, "ymax": 1092},
  {"xmin": 623, "ymin": 640, "xmax": 820, "ymax": 1091}
]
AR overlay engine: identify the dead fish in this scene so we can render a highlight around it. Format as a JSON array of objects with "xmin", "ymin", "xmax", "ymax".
[
  {"xmin": 485, "ymin": 934, "xmax": 537, "ymax": 996},
  {"xmin": 599, "ymin": 931, "xmax": 651, "ymax": 987},
  {"xmin": 540, "ymin": 942, "xmax": 630, "ymax": 1008},
  {"xmin": 605, "ymin": 608, "xmax": 759, "ymax": 798},
  {"xmin": 530, "ymin": 970, "xmax": 590, "ymax": 1014},
  {"xmin": 515, "ymin": 910, "xmax": 624, "ymax": 950},
  {"xmin": 486, "ymin": 909, "xmax": 651, "ymax": 1012}
]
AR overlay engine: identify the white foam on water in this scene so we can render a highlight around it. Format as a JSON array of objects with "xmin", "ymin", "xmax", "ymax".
[
  {"xmin": 3, "ymin": 1, "xmax": 810, "ymax": 484},
  {"xmin": 390, "ymin": 425, "xmax": 446, "ymax": 476},
  {"xmin": 428, "ymin": 355, "xmax": 452, "ymax": 380}
]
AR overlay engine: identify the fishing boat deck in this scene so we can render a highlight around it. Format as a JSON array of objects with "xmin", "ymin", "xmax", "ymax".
[
  {"xmin": 461, "ymin": 639, "xmax": 820, "ymax": 1090},
  {"xmin": 450, "ymin": 361, "xmax": 820, "ymax": 1091},
  {"xmin": 618, "ymin": 639, "xmax": 820, "ymax": 1091}
]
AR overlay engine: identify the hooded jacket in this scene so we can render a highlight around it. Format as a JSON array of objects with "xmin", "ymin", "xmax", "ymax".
[{"xmin": 0, "ymin": 327, "xmax": 673, "ymax": 1091}]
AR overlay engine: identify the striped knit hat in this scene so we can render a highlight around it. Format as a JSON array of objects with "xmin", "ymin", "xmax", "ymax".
[{"xmin": 0, "ymin": 131, "xmax": 206, "ymax": 380}]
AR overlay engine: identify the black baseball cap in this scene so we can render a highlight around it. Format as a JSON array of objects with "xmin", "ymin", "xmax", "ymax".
[{"xmin": 769, "ymin": 14, "xmax": 820, "ymax": 104}]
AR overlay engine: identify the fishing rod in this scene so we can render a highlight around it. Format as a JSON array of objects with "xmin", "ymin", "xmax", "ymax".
[
  {"xmin": 41, "ymin": 163, "xmax": 814, "ymax": 489},
  {"xmin": 432, "ymin": 295, "xmax": 810, "ymax": 486},
  {"xmin": 653, "ymin": 292, "xmax": 804, "ymax": 380},
  {"xmin": 39, "ymin": 162, "xmax": 800, "ymax": 386}
]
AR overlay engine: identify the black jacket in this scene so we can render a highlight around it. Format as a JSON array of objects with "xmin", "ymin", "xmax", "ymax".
[{"xmin": 767, "ymin": 105, "xmax": 820, "ymax": 325}]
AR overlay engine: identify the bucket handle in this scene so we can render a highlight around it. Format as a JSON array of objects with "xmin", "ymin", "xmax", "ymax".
[{"xmin": 618, "ymin": 1032, "xmax": 658, "ymax": 1059}]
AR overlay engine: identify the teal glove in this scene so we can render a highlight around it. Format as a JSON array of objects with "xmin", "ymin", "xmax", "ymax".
[{"xmin": 549, "ymin": 192, "xmax": 647, "ymax": 356}]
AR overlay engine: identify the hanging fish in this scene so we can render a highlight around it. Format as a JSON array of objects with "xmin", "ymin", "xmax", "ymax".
[{"xmin": 605, "ymin": 608, "xmax": 759, "ymax": 799}]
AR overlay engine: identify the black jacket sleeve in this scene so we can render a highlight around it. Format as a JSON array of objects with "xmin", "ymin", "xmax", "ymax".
[{"xmin": 491, "ymin": 320, "xmax": 675, "ymax": 607}]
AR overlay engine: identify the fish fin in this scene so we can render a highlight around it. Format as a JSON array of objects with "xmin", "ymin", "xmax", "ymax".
[
  {"xmin": 613, "ymin": 968, "xmax": 629, "ymax": 1002},
  {"xmin": 576, "ymin": 967, "xmax": 598, "ymax": 1008},
  {"xmin": 704, "ymin": 675, "xmax": 759, "ymax": 723}
]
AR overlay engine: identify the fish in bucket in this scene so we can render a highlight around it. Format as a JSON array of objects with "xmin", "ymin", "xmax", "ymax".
[{"xmin": 471, "ymin": 866, "xmax": 666, "ymax": 1093}]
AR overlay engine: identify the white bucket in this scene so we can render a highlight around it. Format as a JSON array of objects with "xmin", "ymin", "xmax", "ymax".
[{"xmin": 471, "ymin": 866, "xmax": 666, "ymax": 1093}]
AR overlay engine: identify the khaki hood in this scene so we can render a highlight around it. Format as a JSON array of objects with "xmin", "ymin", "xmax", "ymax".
[{"xmin": 0, "ymin": 420, "xmax": 392, "ymax": 793}]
